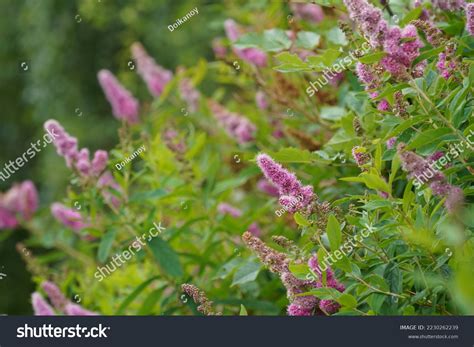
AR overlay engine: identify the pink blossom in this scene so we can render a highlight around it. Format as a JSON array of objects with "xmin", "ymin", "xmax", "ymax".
[
  {"xmin": 44, "ymin": 119, "xmax": 78, "ymax": 168},
  {"xmin": 208, "ymin": 100, "xmax": 256, "ymax": 144},
  {"xmin": 257, "ymin": 178, "xmax": 280, "ymax": 197},
  {"xmin": 32, "ymin": 292, "xmax": 55, "ymax": 316},
  {"xmin": 255, "ymin": 90, "xmax": 268, "ymax": 110},
  {"xmin": 97, "ymin": 69, "xmax": 140, "ymax": 124},
  {"xmin": 0, "ymin": 206, "xmax": 18, "ymax": 229},
  {"xmin": 433, "ymin": 0, "xmax": 465, "ymax": 10},
  {"xmin": 75, "ymin": 148, "xmax": 91, "ymax": 176},
  {"xmin": 51, "ymin": 203, "xmax": 88, "ymax": 231},
  {"xmin": 256, "ymin": 153, "xmax": 314, "ymax": 213},
  {"xmin": 352, "ymin": 146, "xmax": 370, "ymax": 167},
  {"xmin": 290, "ymin": 2, "xmax": 324, "ymax": 22},
  {"xmin": 343, "ymin": 0, "xmax": 388, "ymax": 47},
  {"xmin": 212, "ymin": 38, "xmax": 227, "ymax": 58},
  {"xmin": 377, "ymin": 99, "xmax": 390, "ymax": 111},
  {"xmin": 217, "ymin": 203, "xmax": 242, "ymax": 218},
  {"xmin": 2, "ymin": 180, "xmax": 38, "ymax": 221},
  {"xmin": 179, "ymin": 78, "xmax": 200, "ymax": 113},
  {"xmin": 131, "ymin": 42, "xmax": 173, "ymax": 98},
  {"xmin": 91, "ymin": 150, "xmax": 109, "ymax": 176},
  {"xmin": 224, "ymin": 19, "xmax": 267, "ymax": 67},
  {"xmin": 97, "ymin": 171, "xmax": 122, "ymax": 208},
  {"xmin": 467, "ymin": 3, "xmax": 474, "ymax": 36},
  {"xmin": 386, "ymin": 137, "xmax": 397, "ymax": 149},
  {"xmin": 41, "ymin": 281, "xmax": 67, "ymax": 310},
  {"xmin": 247, "ymin": 222, "xmax": 261, "ymax": 237}
]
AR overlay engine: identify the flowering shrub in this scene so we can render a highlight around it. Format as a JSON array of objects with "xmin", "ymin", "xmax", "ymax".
[{"xmin": 2, "ymin": 0, "xmax": 474, "ymax": 316}]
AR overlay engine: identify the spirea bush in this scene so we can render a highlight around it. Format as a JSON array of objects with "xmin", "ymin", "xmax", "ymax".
[{"xmin": 2, "ymin": 0, "xmax": 474, "ymax": 316}]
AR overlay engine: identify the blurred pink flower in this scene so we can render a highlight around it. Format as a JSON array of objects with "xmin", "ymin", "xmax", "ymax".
[
  {"xmin": 44, "ymin": 119, "xmax": 78, "ymax": 168},
  {"xmin": 179, "ymin": 78, "xmax": 200, "ymax": 113},
  {"xmin": 2, "ymin": 180, "xmax": 38, "ymax": 221},
  {"xmin": 224, "ymin": 19, "xmax": 267, "ymax": 67},
  {"xmin": 97, "ymin": 69, "xmax": 140, "ymax": 124},
  {"xmin": 51, "ymin": 203, "xmax": 88, "ymax": 231},
  {"xmin": 467, "ymin": 3, "xmax": 474, "ymax": 36},
  {"xmin": 131, "ymin": 42, "xmax": 173, "ymax": 97},
  {"xmin": 32, "ymin": 292, "xmax": 55, "ymax": 316},
  {"xmin": 217, "ymin": 203, "xmax": 242, "ymax": 218},
  {"xmin": 97, "ymin": 171, "xmax": 122, "ymax": 209},
  {"xmin": 290, "ymin": 2, "xmax": 324, "ymax": 22},
  {"xmin": 255, "ymin": 90, "xmax": 268, "ymax": 110}
]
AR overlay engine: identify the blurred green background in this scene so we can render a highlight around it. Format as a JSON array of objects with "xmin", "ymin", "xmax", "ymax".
[{"xmin": 0, "ymin": 0, "xmax": 235, "ymax": 314}]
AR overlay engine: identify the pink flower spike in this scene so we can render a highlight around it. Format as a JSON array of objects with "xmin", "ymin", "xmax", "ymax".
[
  {"xmin": 44, "ymin": 119, "xmax": 78, "ymax": 168},
  {"xmin": 290, "ymin": 2, "xmax": 324, "ymax": 22},
  {"xmin": 32, "ymin": 292, "xmax": 55, "ymax": 316},
  {"xmin": 467, "ymin": 3, "xmax": 474, "ymax": 36},
  {"xmin": 91, "ymin": 150, "xmax": 108, "ymax": 176},
  {"xmin": 51, "ymin": 203, "xmax": 87, "ymax": 231},
  {"xmin": 217, "ymin": 203, "xmax": 242, "ymax": 218},
  {"xmin": 97, "ymin": 171, "xmax": 122, "ymax": 208},
  {"xmin": 131, "ymin": 42, "xmax": 173, "ymax": 98},
  {"xmin": 41, "ymin": 281, "xmax": 67, "ymax": 310},
  {"xmin": 97, "ymin": 69, "xmax": 140, "ymax": 124}
]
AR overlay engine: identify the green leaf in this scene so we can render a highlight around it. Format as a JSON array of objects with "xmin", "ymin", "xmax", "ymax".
[
  {"xmin": 295, "ymin": 31, "xmax": 320, "ymax": 49},
  {"xmin": 239, "ymin": 304, "xmax": 248, "ymax": 316},
  {"xmin": 400, "ymin": 7, "xmax": 422, "ymax": 27},
  {"xmin": 326, "ymin": 214, "xmax": 342, "ymax": 251},
  {"xmin": 97, "ymin": 228, "xmax": 117, "ymax": 263},
  {"xmin": 115, "ymin": 275, "xmax": 161, "ymax": 314},
  {"xmin": 273, "ymin": 52, "xmax": 310, "ymax": 72},
  {"xmin": 320, "ymin": 106, "xmax": 346, "ymax": 121},
  {"xmin": 266, "ymin": 147, "xmax": 314, "ymax": 163},
  {"xmin": 406, "ymin": 128, "xmax": 451, "ymax": 150},
  {"xmin": 294, "ymin": 212, "xmax": 311, "ymax": 227},
  {"xmin": 307, "ymin": 49, "xmax": 341, "ymax": 70},
  {"xmin": 337, "ymin": 293, "xmax": 358, "ymax": 309},
  {"xmin": 358, "ymin": 51, "xmax": 386, "ymax": 64},
  {"xmin": 300, "ymin": 287, "xmax": 341, "ymax": 300},
  {"xmin": 138, "ymin": 288, "xmax": 164, "ymax": 315},
  {"xmin": 149, "ymin": 237, "xmax": 183, "ymax": 277},
  {"xmin": 231, "ymin": 261, "xmax": 261, "ymax": 286},
  {"xmin": 384, "ymin": 263, "xmax": 402, "ymax": 294}
]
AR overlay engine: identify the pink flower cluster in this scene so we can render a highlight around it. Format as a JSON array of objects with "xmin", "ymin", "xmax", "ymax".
[
  {"xmin": 345, "ymin": 0, "xmax": 423, "ymax": 79},
  {"xmin": 397, "ymin": 143, "xmax": 464, "ymax": 212},
  {"xmin": 289, "ymin": 2, "xmax": 324, "ymax": 22},
  {"xmin": 51, "ymin": 203, "xmax": 88, "ymax": 232},
  {"xmin": 131, "ymin": 42, "xmax": 173, "ymax": 98},
  {"xmin": 224, "ymin": 19, "xmax": 267, "ymax": 67},
  {"xmin": 97, "ymin": 70, "xmax": 140, "ymax": 124},
  {"xmin": 44, "ymin": 120, "xmax": 108, "ymax": 178},
  {"xmin": 255, "ymin": 90, "xmax": 268, "ymax": 110},
  {"xmin": 243, "ymin": 232, "xmax": 345, "ymax": 316},
  {"xmin": 436, "ymin": 50, "xmax": 457, "ymax": 79},
  {"xmin": 0, "ymin": 181, "xmax": 38, "ymax": 229},
  {"xmin": 343, "ymin": 0, "xmax": 388, "ymax": 48},
  {"xmin": 179, "ymin": 78, "xmax": 200, "ymax": 113},
  {"xmin": 433, "ymin": 0, "xmax": 465, "ymax": 11},
  {"xmin": 467, "ymin": 3, "xmax": 474, "ymax": 36},
  {"xmin": 256, "ymin": 153, "xmax": 314, "ymax": 213},
  {"xmin": 257, "ymin": 178, "xmax": 280, "ymax": 197},
  {"xmin": 381, "ymin": 25, "xmax": 423, "ymax": 78},
  {"xmin": 208, "ymin": 100, "xmax": 256, "ymax": 144},
  {"xmin": 32, "ymin": 281, "xmax": 97, "ymax": 316}
]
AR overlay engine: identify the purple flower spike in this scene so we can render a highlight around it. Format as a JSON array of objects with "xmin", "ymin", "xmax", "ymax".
[
  {"xmin": 290, "ymin": 2, "xmax": 324, "ymax": 22},
  {"xmin": 97, "ymin": 171, "xmax": 122, "ymax": 208},
  {"xmin": 217, "ymin": 203, "xmax": 242, "ymax": 218},
  {"xmin": 131, "ymin": 42, "xmax": 173, "ymax": 98},
  {"xmin": 256, "ymin": 153, "xmax": 314, "ymax": 213},
  {"xmin": 97, "ymin": 69, "xmax": 140, "ymax": 124},
  {"xmin": 51, "ymin": 203, "xmax": 88, "ymax": 231},
  {"xmin": 44, "ymin": 120, "xmax": 78, "ymax": 168},
  {"xmin": 467, "ymin": 3, "xmax": 474, "ymax": 36},
  {"xmin": 257, "ymin": 178, "xmax": 280, "ymax": 197},
  {"xmin": 41, "ymin": 281, "xmax": 67, "ymax": 311},
  {"xmin": 32, "ymin": 292, "xmax": 55, "ymax": 316},
  {"xmin": 224, "ymin": 19, "xmax": 267, "ymax": 67},
  {"xmin": 208, "ymin": 100, "xmax": 256, "ymax": 144},
  {"xmin": 91, "ymin": 150, "xmax": 108, "ymax": 176},
  {"xmin": 179, "ymin": 78, "xmax": 200, "ymax": 113}
]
